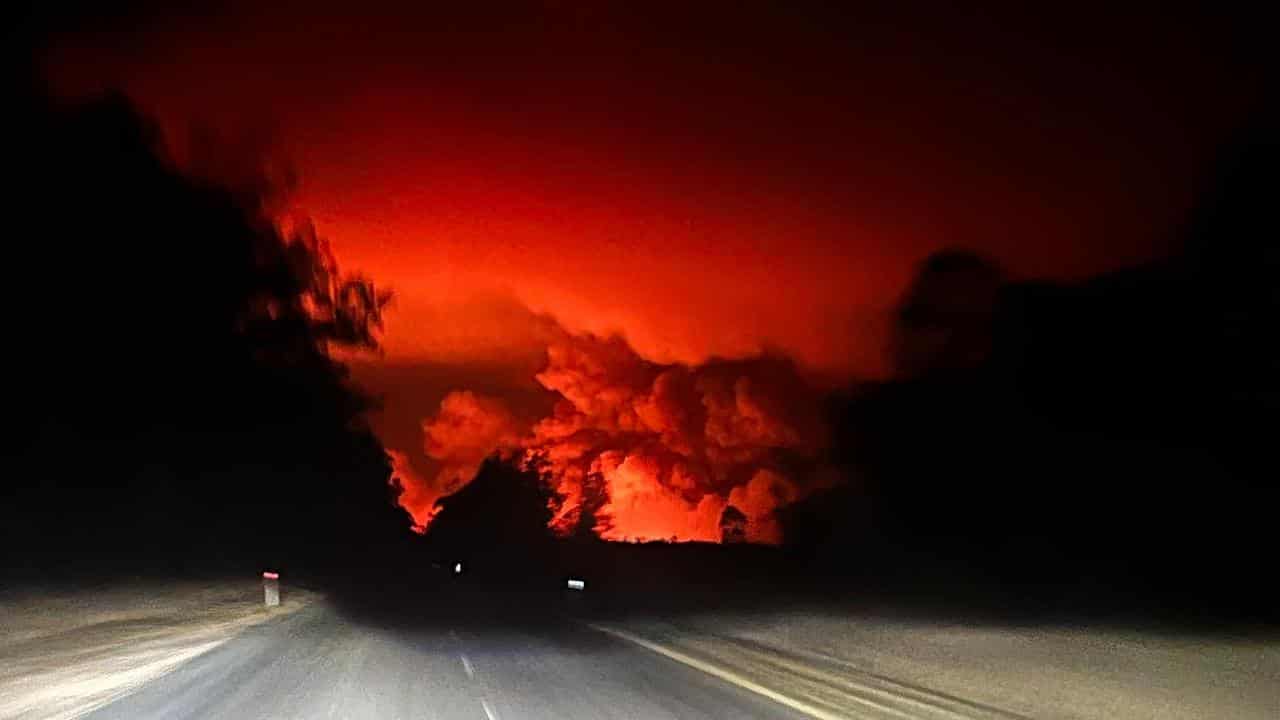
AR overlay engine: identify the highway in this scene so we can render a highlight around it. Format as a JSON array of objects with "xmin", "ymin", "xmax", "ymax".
[
  {"xmin": 82, "ymin": 594, "xmax": 810, "ymax": 720},
  {"xmin": 64, "ymin": 580, "xmax": 1280, "ymax": 720}
]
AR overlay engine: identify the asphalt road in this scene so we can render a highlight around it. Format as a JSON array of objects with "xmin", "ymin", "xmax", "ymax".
[{"xmin": 83, "ymin": 597, "xmax": 810, "ymax": 720}]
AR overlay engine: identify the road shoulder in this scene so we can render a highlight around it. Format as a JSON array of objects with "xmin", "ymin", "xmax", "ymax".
[
  {"xmin": 0, "ymin": 579, "xmax": 314, "ymax": 720},
  {"xmin": 588, "ymin": 620, "xmax": 1025, "ymax": 720}
]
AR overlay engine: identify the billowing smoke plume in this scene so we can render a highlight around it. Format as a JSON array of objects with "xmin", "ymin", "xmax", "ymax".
[
  {"xmin": 387, "ymin": 449, "xmax": 436, "ymax": 534},
  {"xmin": 389, "ymin": 391, "xmax": 522, "ymax": 533},
  {"xmin": 395, "ymin": 331, "xmax": 829, "ymax": 544}
]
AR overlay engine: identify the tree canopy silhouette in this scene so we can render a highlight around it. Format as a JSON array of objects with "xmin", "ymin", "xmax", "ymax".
[
  {"xmin": 423, "ymin": 457, "xmax": 555, "ymax": 571},
  {"xmin": 797, "ymin": 107, "xmax": 1279, "ymax": 612},
  {"xmin": 3, "ymin": 88, "xmax": 408, "ymax": 574}
]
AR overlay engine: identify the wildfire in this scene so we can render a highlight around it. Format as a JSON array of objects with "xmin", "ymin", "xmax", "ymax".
[
  {"xmin": 390, "ymin": 332, "xmax": 826, "ymax": 544},
  {"xmin": 386, "ymin": 449, "xmax": 437, "ymax": 534}
]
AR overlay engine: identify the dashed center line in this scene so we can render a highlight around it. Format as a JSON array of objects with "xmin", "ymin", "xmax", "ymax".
[
  {"xmin": 460, "ymin": 654, "xmax": 475, "ymax": 679},
  {"xmin": 480, "ymin": 698, "xmax": 499, "ymax": 720}
]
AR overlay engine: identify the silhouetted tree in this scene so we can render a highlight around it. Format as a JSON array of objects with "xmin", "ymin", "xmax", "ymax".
[
  {"xmin": 719, "ymin": 505, "xmax": 748, "ymax": 543},
  {"xmin": 2, "ymin": 85, "xmax": 408, "ymax": 575},
  {"xmin": 891, "ymin": 249, "xmax": 1002, "ymax": 378},
  {"xmin": 425, "ymin": 457, "xmax": 555, "ymax": 572},
  {"xmin": 814, "ymin": 106, "xmax": 1280, "ymax": 613}
]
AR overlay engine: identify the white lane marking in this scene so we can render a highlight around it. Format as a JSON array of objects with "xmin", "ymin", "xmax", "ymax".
[
  {"xmin": 480, "ymin": 698, "xmax": 499, "ymax": 720},
  {"xmin": 589, "ymin": 624, "xmax": 849, "ymax": 720},
  {"xmin": 460, "ymin": 653, "xmax": 475, "ymax": 678}
]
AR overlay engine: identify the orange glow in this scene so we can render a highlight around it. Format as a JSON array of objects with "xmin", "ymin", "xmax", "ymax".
[
  {"xmin": 39, "ymin": 4, "xmax": 1236, "ymax": 382},
  {"xmin": 38, "ymin": 4, "xmax": 1261, "ymax": 541},
  {"xmin": 399, "ymin": 332, "xmax": 825, "ymax": 542},
  {"xmin": 590, "ymin": 453, "xmax": 723, "ymax": 543},
  {"xmin": 387, "ymin": 449, "xmax": 437, "ymax": 534}
]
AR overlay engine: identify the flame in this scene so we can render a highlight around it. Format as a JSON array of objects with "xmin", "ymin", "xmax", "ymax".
[{"xmin": 590, "ymin": 452, "xmax": 723, "ymax": 543}]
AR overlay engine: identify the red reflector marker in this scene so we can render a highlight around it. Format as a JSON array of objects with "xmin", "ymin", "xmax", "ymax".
[{"xmin": 263, "ymin": 571, "xmax": 279, "ymax": 580}]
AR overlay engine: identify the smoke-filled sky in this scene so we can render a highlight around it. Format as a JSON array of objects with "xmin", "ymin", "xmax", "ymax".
[{"xmin": 38, "ymin": 2, "xmax": 1266, "ymax": 540}]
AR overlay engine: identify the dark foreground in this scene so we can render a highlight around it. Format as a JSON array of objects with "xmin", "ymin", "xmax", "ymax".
[
  {"xmin": 8, "ymin": 566, "xmax": 1275, "ymax": 720},
  {"xmin": 82, "ymin": 591, "xmax": 807, "ymax": 720}
]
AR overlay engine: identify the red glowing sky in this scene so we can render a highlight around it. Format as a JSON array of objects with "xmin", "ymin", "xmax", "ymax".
[
  {"xmin": 44, "ymin": 3, "xmax": 1261, "ymax": 375},
  {"xmin": 39, "ymin": 3, "xmax": 1265, "ymax": 538}
]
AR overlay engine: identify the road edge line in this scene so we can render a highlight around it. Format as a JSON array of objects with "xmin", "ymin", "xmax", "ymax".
[{"xmin": 587, "ymin": 623, "xmax": 847, "ymax": 720}]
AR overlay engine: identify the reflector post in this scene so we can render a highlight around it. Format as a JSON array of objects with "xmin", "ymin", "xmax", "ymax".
[{"xmin": 263, "ymin": 571, "xmax": 280, "ymax": 606}]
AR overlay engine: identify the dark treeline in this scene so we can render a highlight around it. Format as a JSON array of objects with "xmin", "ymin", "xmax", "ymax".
[
  {"xmin": 1, "ymin": 81, "xmax": 411, "ymax": 577},
  {"xmin": 379, "ymin": 107, "xmax": 1279, "ymax": 621},
  {"xmin": 425, "ymin": 458, "xmax": 555, "ymax": 574},
  {"xmin": 790, "ymin": 108, "xmax": 1278, "ymax": 616}
]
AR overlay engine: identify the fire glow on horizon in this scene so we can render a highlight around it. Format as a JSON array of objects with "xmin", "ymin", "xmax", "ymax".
[
  {"xmin": 38, "ymin": 3, "xmax": 1261, "ymax": 545},
  {"xmin": 389, "ymin": 334, "xmax": 828, "ymax": 544}
]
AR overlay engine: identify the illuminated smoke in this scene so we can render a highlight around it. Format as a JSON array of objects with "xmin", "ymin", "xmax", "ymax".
[
  {"xmin": 399, "ymin": 331, "xmax": 828, "ymax": 543},
  {"xmin": 424, "ymin": 391, "xmax": 522, "ymax": 493},
  {"xmin": 386, "ymin": 449, "xmax": 436, "ymax": 534},
  {"xmin": 388, "ymin": 391, "xmax": 522, "ymax": 533}
]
